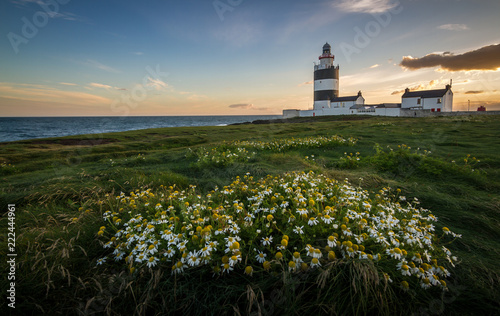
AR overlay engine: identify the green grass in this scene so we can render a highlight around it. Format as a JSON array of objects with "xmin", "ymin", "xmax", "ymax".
[{"xmin": 1, "ymin": 115, "xmax": 499, "ymax": 315}]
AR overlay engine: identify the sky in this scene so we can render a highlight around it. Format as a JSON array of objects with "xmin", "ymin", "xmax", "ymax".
[{"xmin": 0, "ymin": 0, "xmax": 499, "ymax": 116}]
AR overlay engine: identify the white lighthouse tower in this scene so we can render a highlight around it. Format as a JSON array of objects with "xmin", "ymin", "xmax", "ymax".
[{"xmin": 313, "ymin": 42, "xmax": 339, "ymax": 110}]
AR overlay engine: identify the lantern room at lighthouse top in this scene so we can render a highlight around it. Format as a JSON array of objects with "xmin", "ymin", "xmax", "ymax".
[{"xmin": 317, "ymin": 42, "xmax": 335, "ymax": 70}]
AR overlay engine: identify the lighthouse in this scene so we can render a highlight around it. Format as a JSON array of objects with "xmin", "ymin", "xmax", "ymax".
[
  {"xmin": 281, "ymin": 42, "xmax": 452, "ymax": 118},
  {"xmin": 313, "ymin": 42, "xmax": 339, "ymax": 110}
]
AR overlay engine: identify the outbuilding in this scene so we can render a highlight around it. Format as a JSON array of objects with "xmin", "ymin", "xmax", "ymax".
[{"xmin": 401, "ymin": 85, "xmax": 453, "ymax": 112}]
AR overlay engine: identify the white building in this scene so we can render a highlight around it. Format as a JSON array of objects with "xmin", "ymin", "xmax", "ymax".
[
  {"xmin": 401, "ymin": 85, "xmax": 453, "ymax": 112},
  {"xmin": 330, "ymin": 92, "xmax": 365, "ymax": 109}
]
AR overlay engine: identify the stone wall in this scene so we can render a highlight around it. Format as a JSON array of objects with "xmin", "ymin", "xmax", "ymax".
[{"xmin": 399, "ymin": 109, "xmax": 500, "ymax": 117}]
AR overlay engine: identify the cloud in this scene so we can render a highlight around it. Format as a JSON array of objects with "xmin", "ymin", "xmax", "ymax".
[
  {"xmin": 399, "ymin": 44, "xmax": 500, "ymax": 71},
  {"xmin": 84, "ymin": 59, "xmax": 120, "ymax": 73},
  {"xmin": 391, "ymin": 79, "xmax": 450, "ymax": 95},
  {"xmin": 298, "ymin": 81, "xmax": 313, "ymax": 87},
  {"xmin": 429, "ymin": 80, "xmax": 439, "ymax": 87},
  {"xmin": 334, "ymin": 0, "xmax": 400, "ymax": 14},
  {"xmin": 391, "ymin": 84, "xmax": 426, "ymax": 95},
  {"xmin": 59, "ymin": 82, "xmax": 77, "ymax": 86},
  {"xmin": 90, "ymin": 82, "xmax": 113, "ymax": 89},
  {"xmin": 89, "ymin": 82, "xmax": 127, "ymax": 91},
  {"xmin": 10, "ymin": 1, "xmax": 86, "ymax": 21},
  {"xmin": 0, "ymin": 82, "xmax": 112, "ymax": 106},
  {"xmin": 438, "ymin": 24, "xmax": 469, "ymax": 31},
  {"xmin": 229, "ymin": 103, "xmax": 254, "ymax": 109},
  {"xmin": 131, "ymin": 52, "xmax": 144, "ymax": 56},
  {"xmin": 48, "ymin": 11, "xmax": 85, "ymax": 21},
  {"xmin": 464, "ymin": 90, "xmax": 484, "ymax": 95},
  {"xmin": 146, "ymin": 77, "xmax": 168, "ymax": 91},
  {"xmin": 369, "ymin": 64, "xmax": 380, "ymax": 69}
]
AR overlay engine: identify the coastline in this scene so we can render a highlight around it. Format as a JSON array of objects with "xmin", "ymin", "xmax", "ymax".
[{"xmin": 0, "ymin": 115, "xmax": 282, "ymax": 143}]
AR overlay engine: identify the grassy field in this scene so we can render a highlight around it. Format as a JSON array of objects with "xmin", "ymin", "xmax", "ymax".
[{"xmin": 1, "ymin": 115, "xmax": 499, "ymax": 315}]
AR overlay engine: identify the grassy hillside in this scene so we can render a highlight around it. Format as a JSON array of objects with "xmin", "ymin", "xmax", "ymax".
[{"xmin": 1, "ymin": 115, "xmax": 499, "ymax": 315}]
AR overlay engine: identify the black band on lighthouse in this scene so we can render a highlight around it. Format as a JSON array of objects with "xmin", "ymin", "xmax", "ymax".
[
  {"xmin": 314, "ymin": 90, "xmax": 336, "ymax": 101},
  {"xmin": 314, "ymin": 68, "xmax": 337, "ymax": 80}
]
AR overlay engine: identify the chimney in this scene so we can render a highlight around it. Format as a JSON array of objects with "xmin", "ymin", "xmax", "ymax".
[
  {"xmin": 357, "ymin": 90, "xmax": 362, "ymax": 97},
  {"xmin": 405, "ymin": 88, "xmax": 410, "ymax": 93}
]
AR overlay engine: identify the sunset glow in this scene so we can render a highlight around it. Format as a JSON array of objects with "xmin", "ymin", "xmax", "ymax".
[{"xmin": 1, "ymin": 0, "xmax": 499, "ymax": 116}]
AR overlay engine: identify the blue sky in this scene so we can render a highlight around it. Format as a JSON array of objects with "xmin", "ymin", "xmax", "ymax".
[{"xmin": 1, "ymin": 0, "xmax": 499, "ymax": 116}]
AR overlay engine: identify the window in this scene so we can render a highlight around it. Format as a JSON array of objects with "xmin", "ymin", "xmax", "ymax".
[
  {"xmin": 417, "ymin": 98, "xmax": 421, "ymax": 105},
  {"xmin": 437, "ymin": 98, "xmax": 442, "ymax": 104}
]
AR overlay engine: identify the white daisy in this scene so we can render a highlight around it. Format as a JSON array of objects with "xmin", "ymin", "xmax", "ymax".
[
  {"xmin": 322, "ymin": 214, "xmax": 334, "ymax": 224},
  {"xmin": 308, "ymin": 217, "xmax": 319, "ymax": 226},
  {"xmin": 310, "ymin": 258, "xmax": 321, "ymax": 268},
  {"xmin": 96, "ymin": 258, "xmax": 106, "ymax": 265},
  {"xmin": 261, "ymin": 236, "xmax": 273, "ymax": 246},
  {"xmin": 147, "ymin": 256, "xmax": 159, "ymax": 268},
  {"xmin": 255, "ymin": 250, "xmax": 267, "ymax": 263},
  {"xmin": 187, "ymin": 251, "xmax": 201, "ymax": 267}
]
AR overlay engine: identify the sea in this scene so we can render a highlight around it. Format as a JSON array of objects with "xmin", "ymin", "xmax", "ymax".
[{"xmin": 0, "ymin": 115, "xmax": 282, "ymax": 143}]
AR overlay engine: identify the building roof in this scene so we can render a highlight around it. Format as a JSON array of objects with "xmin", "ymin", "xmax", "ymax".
[
  {"xmin": 402, "ymin": 87, "xmax": 450, "ymax": 99},
  {"xmin": 331, "ymin": 95, "xmax": 360, "ymax": 102},
  {"xmin": 374, "ymin": 103, "xmax": 401, "ymax": 108}
]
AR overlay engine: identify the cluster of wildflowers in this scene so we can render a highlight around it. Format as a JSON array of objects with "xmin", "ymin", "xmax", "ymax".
[
  {"xmin": 98, "ymin": 171, "xmax": 459, "ymax": 291},
  {"xmin": 134, "ymin": 153, "xmax": 146, "ymax": 161},
  {"xmin": 304, "ymin": 155, "xmax": 317, "ymax": 165},
  {"xmin": 372, "ymin": 144, "xmax": 483, "ymax": 177},
  {"xmin": 0, "ymin": 162, "xmax": 17, "ymax": 175},
  {"xmin": 337, "ymin": 152, "xmax": 361, "ymax": 169},
  {"xmin": 231, "ymin": 135, "xmax": 357, "ymax": 152},
  {"xmin": 187, "ymin": 147, "xmax": 255, "ymax": 167},
  {"xmin": 185, "ymin": 135, "xmax": 356, "ymax": 168},
  {"xmin": 375, "ymin": 144, "xmax": 432, "ymax": 157},
  {"xmin": 452, "ymin": 154, "xmax": 481, "ymax": 173}
]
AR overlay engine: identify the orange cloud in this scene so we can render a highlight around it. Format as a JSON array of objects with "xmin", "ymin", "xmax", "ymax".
[
  {"xmin": 464, "ymin": 90, "xmax": 484, "ymax": 95},
  {"xmin": 229, "ymin": 103, "xmax": 254, "ymax": 109},
  {"xmin": 0, "ymin": 82, "xmax": 113, "ymax": 106},
  {"xmin": 298, "ymin": 81, "xmax": 313, "ymax": 87}
]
